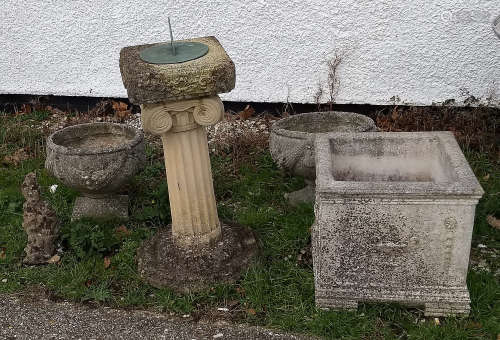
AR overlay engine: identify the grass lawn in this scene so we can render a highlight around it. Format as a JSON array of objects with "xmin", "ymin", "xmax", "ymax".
[{"xmin": 0, "ymin": 110, "xmax": 498, "ymax": 339}]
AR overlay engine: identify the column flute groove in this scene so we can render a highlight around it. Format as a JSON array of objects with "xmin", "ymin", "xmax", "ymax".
[{"xmin": 141, "ymin": 96, "xmax": 223, "ymax": 248}]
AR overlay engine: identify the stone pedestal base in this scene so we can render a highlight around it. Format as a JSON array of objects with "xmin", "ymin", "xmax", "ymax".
[
  {"xmin": 137, "ymin": 222, "xmax": 258, "ymax": 293},
  {"xmin": 315, "ymin": 287, "xmax": 471, "ymax": 317},
  {"xmin": 72, "ymin": 195, "xmax": 128, "ymax": 221},
  {"xmin": 285, "ymin": 182, "xmax": 315, "ymax": 206}
]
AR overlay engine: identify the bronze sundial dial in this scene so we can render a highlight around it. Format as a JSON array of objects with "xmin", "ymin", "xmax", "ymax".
[{"xmin": 140, "ymin": 18, "xmax": 209, "ymax": 64}]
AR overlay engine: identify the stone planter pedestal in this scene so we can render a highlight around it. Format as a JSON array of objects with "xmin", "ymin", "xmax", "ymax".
[
  {"xmin": 313, "ymin": 132, "xmax": 483, "ymax": 316},
  {"xmin": 119, "ymin": 37, "xmax": 257, "ymax": 292},
  {"xmin": 269, "ymin": 112, "xmax": 376, "ymax": 206},
  {"xmin": 45, "ymin": 123, "xmax": 145, "ymax": 221}
]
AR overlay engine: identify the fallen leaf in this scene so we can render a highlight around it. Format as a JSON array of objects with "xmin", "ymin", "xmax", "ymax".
[
  {"xmin": 103, "ymin": 256, "xmax": 111, "ymax": 269},
  {"xmin": 238, "ymin": 105, "xmax": 255, "ymax": 120},
  {"xmin": 483, "ymin": 174, "xmax": 490, "ymax": 181},
  {"xmin": 46, "ymin": 106, "xmax": 66, "ymax": 115},
  {"xmin": 115, "ymin": 109, "xmax": 131, "ymax": 122},
  {"xmin": 3, "ymin": 148, "xmax": 30, "ymax": 166},
  {"xmin": 0, "ymin": 248, "xmax": 6, "ymax": 259},
  {"xmin": 228, "ymin": 300, "xmax": 239, "ymax": 307},
  {"xmin": 112, "ymin": 101, "xmax": 128, "ymax": 112},
  {"xmin": 115, "ymin": 225, "xmax": 131, "ymax": 236},
  {"xmin": 47, "ymin": 254, "xmax": 60, "ymax": 264},
  {"xmin": 85, "ymin": 279, "xmax": 92, "ymax": 287},
  {"xmin": 466, "ymin": 321, "xmax": 482, "ymax": 329},
  {"xmin": 247, "ymin": 308, "xmax": 257, "ymax": 315},
  {"xmin": 391, "ymin": 107, "xmax": 400, "ymax": 121},
  {"xmin": 111, "ymin": 101, "xmax": 131, "ymax": 122},
  {"xmin": 487, "ymin": 215, "xmax": 500, "ymax": 230},
  {"xmin": 20, "ymin": 104, "xmax": 32, "ymax": 114}
]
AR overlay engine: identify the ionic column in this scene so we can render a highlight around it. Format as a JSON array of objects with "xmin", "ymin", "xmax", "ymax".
[{"xmin": 141, "ymin": 96, "xmax": 223, "ymax": 248}]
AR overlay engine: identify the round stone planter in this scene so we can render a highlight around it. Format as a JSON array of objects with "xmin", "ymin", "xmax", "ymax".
[
  {"xmin": 45, "ymin": 122, "xmax": 145, "ymax": 220},
  {"xmin": 269, "ymin": 111, "xmax": 376, "ymax": 205}
]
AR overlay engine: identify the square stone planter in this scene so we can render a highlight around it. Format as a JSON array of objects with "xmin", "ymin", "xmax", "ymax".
[{"xmin": 313, "ymin": 132, "xmax": 483, "ymax": 316}]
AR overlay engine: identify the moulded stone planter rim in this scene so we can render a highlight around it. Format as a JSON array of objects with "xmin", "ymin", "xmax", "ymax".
[
  {"xmin": 270, "ymin": 111, "xmax": 377, "ymax": 140},
  {"xmin": 494, "ymin": 14, "xmax": 500, "ymax": 38},
  {"xmin": 47, "ymin": 122, "xmax": 144, "ymax": 156},
  {"xmin": 315, "ymin": 131, "xmax": 484, "ymax": 197}
]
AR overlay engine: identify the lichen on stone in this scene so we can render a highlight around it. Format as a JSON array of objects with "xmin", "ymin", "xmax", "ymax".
[{"xmin": 21, "ymin": 172, "xmax": 59, "ymax": 265}]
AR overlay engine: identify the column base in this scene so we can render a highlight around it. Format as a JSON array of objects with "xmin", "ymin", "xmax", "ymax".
[
  {"xmin": 316, "ymin": 299, "xmax": 359, "ymax": 311},
  {"xmin": 137, "ymin": 222, "xmax": 258, "ymax": 293},
  {"xmin": 424, "ymin": 302, "xmax": 470, "ymax": 317},
  {"xmin": 172, "ymin": 225, "xmax": 222, "ymax": 249},
  {"xmin": 72, "ymin": 195, "xmax": 129, "ymax": 221}
]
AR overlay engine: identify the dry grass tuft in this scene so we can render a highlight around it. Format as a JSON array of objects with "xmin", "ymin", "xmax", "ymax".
[
  {"xmin": 372, "ymin": 105, "xmax": 499, "ymax": 158},
  {"xmin": 207, "ymin": 111, "xmax": 275, "ymax": 173}
]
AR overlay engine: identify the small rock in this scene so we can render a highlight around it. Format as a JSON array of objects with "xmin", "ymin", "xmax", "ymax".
[
  {"xmin": 182, "ymin": 314, "xmax": 190, "ymax": 318},
  {"xmin": 477, "ymin": 260, "xmax": 490, "ymax": 271},
  {"xmin": 1, "ymin": 279, "xmax": 7, "ymax": 283},
  {"xmin": 478, "ymin": 244, "xmax": 487, "ymax": 249},
  {"xmin": 21, "ymin": 173, "xmax": 59, "ymax": 265},
  {"xmin": 213, "ymin": 334, "xmax": 223, "ymax": 339},
  {"xmin": 217, "ymin": 307, "xmax": 229, "ymax": 312}
]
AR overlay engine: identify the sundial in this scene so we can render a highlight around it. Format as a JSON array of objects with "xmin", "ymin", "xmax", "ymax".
[{"xmin": 140, "ymin": 18, "xmax": 209, "ymax": 64}]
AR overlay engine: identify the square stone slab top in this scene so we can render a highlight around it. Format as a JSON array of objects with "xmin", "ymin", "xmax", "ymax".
[
  {"xmin": 315, "ymin": 131, "xmax": 484, "ymax": 198},
  {"xmin": 120, "ymin": 36, "xmax": 236, "ymax": 104}
]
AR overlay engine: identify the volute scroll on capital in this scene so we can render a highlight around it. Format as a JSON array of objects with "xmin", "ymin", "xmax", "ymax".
[
  {"xmin": 140, "ymin": 96, "xmax": 224, "ymax": 135},
  {"xmin": 140, "ymin": 104, "xmax": 173, "ymax": 135},
  {"xmin": 192, "ymin": 96, "xmax": 224, "ymax": 126}
]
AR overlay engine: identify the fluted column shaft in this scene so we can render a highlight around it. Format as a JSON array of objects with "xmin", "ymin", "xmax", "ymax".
[{"xmin": 141, "ymin": 96, "xmax": 223, "ymax": 248}]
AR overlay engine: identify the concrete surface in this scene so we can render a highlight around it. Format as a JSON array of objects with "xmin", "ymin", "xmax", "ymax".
[
  {"xmin": 1, "ymin": 1, "xmax": 499, "ymax": 106},
  {"xmin": 0, "ymin": 294, "xmax": 313, "ymax": 340}
]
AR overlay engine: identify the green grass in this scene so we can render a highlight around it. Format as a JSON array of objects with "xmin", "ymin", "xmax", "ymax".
[{"xmin": 0, "ymin": 112, "xmax": 498, "ymax": 339}]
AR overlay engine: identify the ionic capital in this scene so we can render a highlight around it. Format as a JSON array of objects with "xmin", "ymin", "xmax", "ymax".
[{"xmin": 141, "ymin": 96, "xmax": 224, "ymax": 135}]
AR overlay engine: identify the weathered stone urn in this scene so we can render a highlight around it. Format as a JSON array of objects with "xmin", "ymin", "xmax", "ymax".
[
  {"xmin": 313, "ymin": 131, "xmax": 484, "ymax": 316},
  {"xmin": 120, "ymin": 36, "xmax": 257, "ymax": 292},
  {"xmin": 269, "ymin": 111, "xmax": 376, "ymax": 205},
  {"xmin": 45, "ymin": 123, "xmax": 145, "ymax": 220}
]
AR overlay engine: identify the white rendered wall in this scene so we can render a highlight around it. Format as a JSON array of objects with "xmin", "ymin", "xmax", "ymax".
[{"xmin": 1, "ymin": 0, "xmax": 499, "ymax": 106}]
